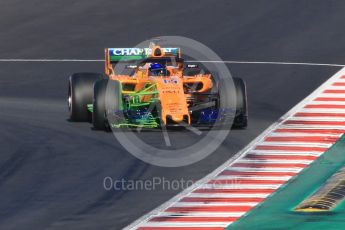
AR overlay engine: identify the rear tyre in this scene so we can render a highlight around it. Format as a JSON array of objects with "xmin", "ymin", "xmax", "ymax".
[
  {"xmin": 68, "ymin": 72, "xmax": 104, "ymax": 121},
  {"xmin": 93, "ymin": 79, "xmax": 122, "ymax": 130},
  {"xmin": 232, "ymin": 77, "xmax": 248, "ymax": 128}
]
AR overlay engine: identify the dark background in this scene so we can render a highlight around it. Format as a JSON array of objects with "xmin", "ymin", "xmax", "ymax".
[{"xmin": 0, "ymin": 0, "xmax": 344, "ymax": 229}]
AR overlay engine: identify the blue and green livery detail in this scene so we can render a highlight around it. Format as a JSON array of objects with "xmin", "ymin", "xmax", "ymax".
[{"xmin": 88, "ymin": 83, "xmax": 160, "ymax": 128}]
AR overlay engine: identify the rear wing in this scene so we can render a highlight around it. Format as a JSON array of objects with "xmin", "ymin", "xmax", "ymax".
[{"xmin": 104, "ymin": 47, "xmax": 180, "ymax": 75}]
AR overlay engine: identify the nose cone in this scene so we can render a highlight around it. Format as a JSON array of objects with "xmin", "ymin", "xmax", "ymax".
[{"xmin": 171, "ymin": 115, "xmax": 184, "ymax": 123}]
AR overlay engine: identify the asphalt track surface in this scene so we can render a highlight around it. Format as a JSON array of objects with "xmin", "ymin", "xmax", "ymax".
[{"xmin": 1, "ymin": 1, "xmax": 345, "ymax": 229}]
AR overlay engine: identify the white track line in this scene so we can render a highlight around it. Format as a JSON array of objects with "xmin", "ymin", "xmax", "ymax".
[
  {"xmin": 257, "ymin": 142, "xmax": 332, "ymax": 147},
  {"xmin": 317, "ymin": 94, "xmax": 345, "ymax": 98},
  {"xmin": 308, "ymin": 101, "xmax": 345, "ymax": 105},
  {"xmin": 215, "ymin": 176, "xmax": 293, "ymax": 180},
  {"xmin": 172, "ymin": 202, "xmax": 259, "ymax": 207},
  {"xmin": 139, "ymin": 222, "xmax": 231, "ymax": 227},
  {"xmin": 187, "ymin": 193, "xmax": 271, "ymax": 198},
  {"xmin": 268, "ymin": 133, "xmax": 342, "ymax": 137},
  {"xmin": 248, "ymin": 150, "xmax": 323, "ymax": 156},
  {"xmin": 289, "ymin": 117, "xmax": 345, "ymax": 121},
  {"xmin": 197, "ymin": 60, "xmax": 345, "ymax": 67},
  {"xmin": 159, "ymin": 211, "xmax": 246, "ymax": 217},
  {"xmin": 280, "ymin": 124, "xmax": 345, "ymax": 129},
  {"xmin": 200, "ymin": 184, "xmax": 282, "ymax": 189},
  {"xmin": 237, "ymin": 159, "xmax": 313, "ymax": 164},
  {"xmin": 0, "ymin": 59, "xmax": 344, "ymax": 67}
]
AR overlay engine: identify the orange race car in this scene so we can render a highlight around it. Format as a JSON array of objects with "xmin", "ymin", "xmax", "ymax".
[{"xmin": 67, "ymin": 45, "xmax": 247, "ymax": 130}]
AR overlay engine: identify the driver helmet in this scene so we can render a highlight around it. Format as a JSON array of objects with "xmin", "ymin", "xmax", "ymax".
[{"xmin": 149, "ymin": 63, "xmax": 167, "ymax": 76}]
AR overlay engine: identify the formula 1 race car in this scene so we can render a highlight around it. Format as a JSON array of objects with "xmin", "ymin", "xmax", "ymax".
[{"xmin": 68, "ymin": 45, "xmax": 247, "ymax": 130}]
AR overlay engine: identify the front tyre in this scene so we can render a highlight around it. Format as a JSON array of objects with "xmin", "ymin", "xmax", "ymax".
[
  {"xmin": 92, "ymin": 79, "xmax": 122, "ymax": 130},
  {"xmin": 232, "ymin": 77, "xmax": 248, "ymax": 128},
  {"xmin": 68, "ymin": 72, "xmax": 104, "ymax": 122}
]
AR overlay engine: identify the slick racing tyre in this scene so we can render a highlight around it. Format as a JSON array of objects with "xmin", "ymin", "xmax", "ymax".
[
  {"xmin": 68, "ymin": 72, "xmax": 104, "ymax": 122},
  {"xmin": 232, "ymin": 77, "xmax": 248, "ymax": 128},
  {"xmin": 93, "ymin": 79, "xmax": 122, "ymax": 130}
]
